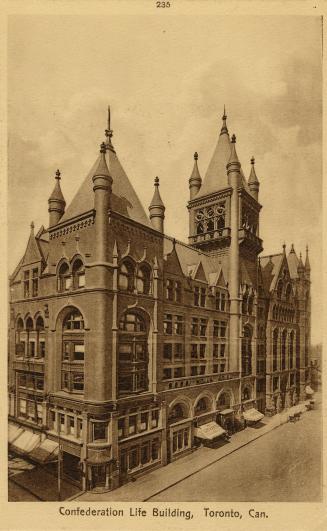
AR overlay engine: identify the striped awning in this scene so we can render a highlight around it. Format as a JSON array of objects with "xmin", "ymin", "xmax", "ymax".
[
  {"xmin": 29, "ymin": 439, "xmax": 59, "ymax": 463},
  {"xmin": 194, "ymin": 422, "xmax": 226, "ymax": 440},
  {"xmin": 243, "ymin": 408, "xmax": 264, "ymax": 423}
]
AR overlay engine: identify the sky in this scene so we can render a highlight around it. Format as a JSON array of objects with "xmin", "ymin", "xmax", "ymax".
[{"xmin": 7, "ymin": 13, "xmax": 322, "ymax": 343}]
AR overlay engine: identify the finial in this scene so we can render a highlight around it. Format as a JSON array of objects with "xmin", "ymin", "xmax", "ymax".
[
  {"xmin": 105, "ymin": 105, "xmax": 113, "ymax": 141},
  {"xmin": 306, "ymin": 244, "xmax": 309, "ymax": 254},
  {"xmin": 231, "ymin": 134, "xmax": 236, "ymax": 143},
  {"xmin": 290, "ymin": 243, "xmax": 294, "ymax": 253},
  {"xmin": 194, "ymin": 152, "xmax": 198, "ymax": 161},
  {"xmin": 300, "ymin": 252, "xmax": 302, "ymax": 260},
  {"xmin": 30, "ymin": 221, "xmax": 34, "ymax": 230},
  {"xmin": 100, "ymin": 142, "xmax": 107, "ymax": 153},
  {"xmin": 283, "ymin": 242, "xmax": 286, "ymax": 253},
  {"xmin": 220, "ymin": 105, "xmax": 228, "ymax": 135},
  {"xmin": 154, "ymin": 176, "xmax": 159, "ymax": 186},
  {"xmin": 222, "ymin": 104, "xmax": 227, "ymax": 120},
  {"xmin": 251, "ymin": 157, "xmax": 255, "ymax": 165},
  {"xmin": 55, "ymin": 169, "xmax": 61, "ymax": 180}
]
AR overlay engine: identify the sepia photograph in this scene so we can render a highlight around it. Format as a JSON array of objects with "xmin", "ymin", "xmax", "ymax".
[{"xmin": 2, "ymin": 1, "xmax": 325, "ymax": 529}]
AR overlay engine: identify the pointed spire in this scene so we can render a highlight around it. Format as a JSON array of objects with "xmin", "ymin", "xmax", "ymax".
[
  {"xmin": 30, "ymin": 221, "xmax": 34, "ymax": 233},
  {"xmin": 48, "ymin": 169, "xmax": 66, "ymax": 227},
  {"xmin": 189, "ymin": 152, "xmax": 202, "ymax": 199},
  {"xmin": 298, "ymin": 252, "xmax": 305, "ymax": 273},
  {"xmin": 93, "ymin": 142, "xmax": 112, "ymax": 179},
  {"xmin": 248, "ymin": 157, "xmax": 259, "ymax": 185},
  {"xmin": 220, "ymin": 105, "xmax": 228, "ymax": 136},
  {"xmin": 149, "ymin": 177, "xmax": 165, "ymax": 232},
  {"xmin": 282, "ymin": 242, "xmax": 286, "ymax": 254},
  {"xmin": 290, "ymin": 243, "xmax": 295, "ymax": 253},
  {"xmin": 305, "ymin": 245, "xmax": 311, "ymax": 271}
]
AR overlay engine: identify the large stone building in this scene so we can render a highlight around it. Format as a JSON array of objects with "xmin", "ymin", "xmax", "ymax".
[{"xmin": 8, "ymin": 108, "xmax": 312, "ymax": 492}]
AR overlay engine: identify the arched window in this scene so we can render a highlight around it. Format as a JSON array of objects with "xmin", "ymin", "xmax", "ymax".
[
  {"xmin": 196, "ymin": 222, "xmax": 204, "ymax": 235},
  {"xmin": 242, "ymin": 387, "xmax": 251, "ymax": 401},
  {"xmin": 289, "ymin": 331, "xmax": 294, "ymax": 369},
  {"xmin": 248, "ymin": 295, "xmax": 253, "ymax": 315},
  {"xmin": 72, "ymin": 259, "xmax": 85, "ymax": 289},
  {"xmin": 242, "ymin": 292, "xmax": 248, "ymax": 314},
  {"xmin": 207, "ymin": 219, "xmax": 214, "ymax": 232},
  {"xmin": 285, "ymin": 283, "xmax": 292, "ymax": 302},
  {"xmin": 242, "ymin": 326, "xmax": 252, "ymax": 376},
  {"xmin": 58, "ymin": 262, "xmax": 71, "ymax": 292},
  {"xmin": 62, "ymin": 309, "xmax": 85, "ymax": 393},
  {"xmin": 25, "ymin": 317, "xmax": 35, "ymax": 357},
  {"xmin": 195, "ymin": 397, "xmax": 210, "ymax": 415},
  {"xmin": 217, "ymin": 392, "xmax": 231, "ymax": 408},
  {"xmin": 15, "ymin": 318, "xmax": 25, "ymax": 357},
  {"xmin": 36, "ymin": 316, "xmax": 45, "ymax": 358},
  {"xmin": 118, "ymin": 311, "xmax": 148, "ymax": 396},
  {"xmin": 272, "ymin": 305, "xmax": 277, "ymax": 320},
  {"xmin": 277, "ymin": 279, "xmax": 283, "ymax": 299},
  {"xmin": 136, "ymin": 265, "xmax": 151, "ymax": 295},
  {"xmin": 168, "ymin": 403, "xmax": 188, "ymax": 424},
  {"xmin": 281, "ymin": 329, "xmax": 287, "ymax": 370},
  {"xmin": 273, "ymin": 328, "xmax": 278, "ymax": 371},
  {"xmin": 119, "ymin": 261, "xmax": 134, "ymax": 292}
]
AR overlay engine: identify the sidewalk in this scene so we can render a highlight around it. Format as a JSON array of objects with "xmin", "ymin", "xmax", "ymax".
[{"xmin": 74, "ymin": 399, "xmax": 318, "ymax": 502}]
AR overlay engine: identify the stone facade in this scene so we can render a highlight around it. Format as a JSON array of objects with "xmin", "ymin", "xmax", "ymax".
[{"xmin": 8, "ymin": 110, "xmax": 311, "ymax": 492}]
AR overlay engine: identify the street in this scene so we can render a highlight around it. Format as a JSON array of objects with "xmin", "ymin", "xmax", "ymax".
[{"xmin": 149, "ymin": 407, "xmax": 322, "ymax": 502}]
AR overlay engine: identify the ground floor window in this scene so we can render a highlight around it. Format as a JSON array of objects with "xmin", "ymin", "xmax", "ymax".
[
  {"xmin": 171, "ymin": 427, "xmax": 190, "ymax": 455},
  {"xmin": 119, "ymin": 437, "xmax": 161, "ymax": 477}
]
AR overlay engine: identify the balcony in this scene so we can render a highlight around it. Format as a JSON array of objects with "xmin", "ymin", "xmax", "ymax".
[
  {"xmin": 13, "ymin": 358, "xmax": 45, "ymax": 374},
  {"xmin": 189, "ymin": 227, "xmax": 231, "ymax": 246},
  {"xmin": 161, "ymin": 371, "xmax": 240, "ymax": 391}
]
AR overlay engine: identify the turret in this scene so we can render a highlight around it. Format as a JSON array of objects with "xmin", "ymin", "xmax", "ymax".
[
  {"xmin": 48, "ymin": 169, "xmax": 66, "ymax": 227},
  {"xmin": 305, "ymin": 245, "xmax": 311, "ymax": 280},
  {"xmin": 149, "ymin": 177, "xmax": 165, "ymax": 233},
  {"xmin": 226, "ymin": 134, "xmax": 241, "ymax": 373},
  {"xmin": 248, "ymin": 157, "xmax": 260, "ymax": 201},
  {"xmin": 188, "ymin": 152, "xmax": 202, "ymax": 199},
  {"xmin": 297, "ymin": 252, "xmax": 305, "ymax": 277},
  {"xmin": 92, "ymin": 142, "xmax": 112, "ymax": 262}
]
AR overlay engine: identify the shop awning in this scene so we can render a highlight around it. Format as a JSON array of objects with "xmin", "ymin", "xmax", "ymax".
[
  {"xmin": 29, "ymin": 439, "xmax": 59, "ymax": 463},
  {"xmin": 11, "ymin": 430, "xmax": 41, "ymax": 453},
  {"xmin": 8, "ymin": 423, "xmax": 24, "ymax": 444},
  {"xmin": 219, "ymin": 409, "xmax": 234, "ymax": 415},
  {"xmin": 194, "ymin": 422, "xmax": 226, "ymax": 440},
  {"xmin": 305, "ymin": 386, "xmax": 314, "ymax": 395},
  {"xmin": 243, "ymin": 408, "xmax": 264, "ymax": 423}
]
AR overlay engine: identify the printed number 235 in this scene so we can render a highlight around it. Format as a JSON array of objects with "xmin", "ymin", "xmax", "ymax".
[{"xmin": 156, "ymin": 1, "xmax": 171, "ymax": 7}]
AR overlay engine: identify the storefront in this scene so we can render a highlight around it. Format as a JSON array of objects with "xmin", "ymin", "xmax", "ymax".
[{"xmin": 119, "ymin": 434, "xmax": 161, "ymax": 484}]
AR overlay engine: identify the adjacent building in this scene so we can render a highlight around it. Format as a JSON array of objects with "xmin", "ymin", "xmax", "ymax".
[{"xmin": 8, "ymin": 108, "xmax": 312, "ymax": 492}]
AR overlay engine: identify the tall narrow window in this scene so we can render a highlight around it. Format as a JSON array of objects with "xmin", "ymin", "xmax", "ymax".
[
  {"xmin": 36, "ymin": 316, "xmax": 45, "ymax": 358},
  {"xmin": 119, "ymin": 261, "xmax": 134, "ymax": 292},
  {"xmin": 281, "ymin": 329, "xmax": 287, "ymax": 370},
  {"xmin": 58, "ymin": 262, "xmax": 71, "ymax": 292},
  {"xmin": 241, "ymin": 326, "xmax": 252, "ymax": 376},
  {"xmin": 32, "ymin": 268, "xmax": 38, "ymax": 297},
  {"xmin": 72, "ymin": 259, "xmax": 85, "ymax": 289},
  {"xmin": 289, "ymin": 331, "xmax": 294, "ymax": 369},
  {"xmin": 136, "ymin": 265, "xmax": 151, "ymax": 294},
  {"xmin": 24, "ymin": 271, "xmax": 30, "ymax": 298},
  {"xmin": 118, "ymin": 312, "xmax": 148, "ymax": 396},
  {"xmin": 61, "ymin": 309, "xmax": 85, "ymax": 393},
  {"xmin": 273, "ymin": 329, "xmax": 278, "ymax": 371}
]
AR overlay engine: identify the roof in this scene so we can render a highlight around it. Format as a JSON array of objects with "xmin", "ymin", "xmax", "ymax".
[
  {"xmin": 260, "ymin": 253, "xmax": 284, "ymax": 293},
  {"xmin": 195, "ymin": 121, "xmax": 249, "ymax": 199},
  {"xmin": 287, "ymin": 247, "xmax": 299, "ymax": 279},
  {"xmin": 60, "ymin": 144, "xmax": 151, "ymax": 227}
]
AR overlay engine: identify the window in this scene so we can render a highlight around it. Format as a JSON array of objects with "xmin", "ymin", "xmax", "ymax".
[
  {"xmin": 199, "ymin": 344, "xmax": 206, "ymax": 358},
  {"xmin": 216, "ymin": 291, "xmax": 226, "ymax": 311},
  {"xmin": 119, "ymin": 261, "xmax": 134, "ymax": 292},
  {"xmin": 168, "ymin": 403, "xmax": 187, "ymax": 424},
  {"xmin": 194, "ymin": 286, "xmax": 200, "ymax": 306},
  {"xmin": 281, "ymin": 330, "xmax": 287, "ymax": 370},
  {"xmin": 58, "ymin": 262, "xmax": 71, "ymax": 292},
  {"xmin": 136, "ymin": 265, "xmax": 151, "ymax": 294},
  {"xmin": 220, "ymin": 321, "xmax": 227, "ymax": 338},
  {"xmin": 195, "ymin": 397, "xmax": 209, "ymax": 415},
  {"xmin": 174, "ymin": 316, "xmax": 183, "ymax": 335},
  {"xmin": 200, "ymin": 319, "xmax": 207, "ymax": 337},
  {"xmin": 191, "ymin": 366, "xmax": 197, "ymax": 376},
  {"xmin": 248, "ymin": 295, "xmax": 253, "ymax": 315},
  {"xmin": 213, "ymin": 364, "xmax": 218, "ymax": 373},
  {"xmin": 163, "ymin": 343, "xmax": 172, "ymax": 361},
  {"xmin": 242, "ymin": 326, "xmax": 252, "ymax": 376},
  {"xmin": 72, "ymin": 259, "xmax": 85, "ymax": 289},
  {"xmin": 163, "ymin": 368, "xmax": 172, "ymax": 380},
  {"xmin": 175, "ymin": 281, "xmax": 182, "ymax": 303},
  {"xmin": 213, "ymin": 321, "xmax": 219, "ymax": 337},
  {"xmin": 285, "ymin": 284, "xmax": 292, "ymax": 302},
  {"xmin": 213, "ymin": 344, "xmax": 219, "ymax": 358},
  {"xmin": 93, "ymin": 422, "xmax": 108, "ymax": 442},
  {"xmin": 200, "ymin": 287, "xmax": 206, "ymax": 307},
  {"xmin": 218, "ymin": 392, "xmax": 230, "ymax": 408},
  {"xmin": 118, "ymin": 312, "xmax": 148, "ymax": 396},
  {"xmin": 118, "ymin": 418, "xmax": 125, "ymax": 439},
  {"xmin": 29, "ymin": 341, "xmax": 36, "ymax": 357},
  {"xmin": 273, "ymin": 376, "xmax": 279, "ymax": 391},
  {"xmin": 273, "ymin": 329, "xmax": 278, "ymax": 371},
  {"xmin": 220, "ymin": 344, "xmax": 226, "ymax": 357},
  {"xmin": 290, "ymin": 373, "xmax": 295, "ymax": 386},
  {"xmin": 242, "ymin": 387, "xmax": 251, "ymax": 401},
  {"xmin": 191, "ymin": 344, "xmax": 198, "ymax": 359},
  {"xmin": 257, "ymin": 379, "xmax": 265, "ymax": 393},
  {"xmin": 68, "ymin": 416, "xmax": 75, "ymax": 436},
  {"xmin": 24, "ymin": 271, "xmax": 30, "ymax": 298},
  {"xmin": 164, "ymin": 314, "xmax": 173, "ymax": 335},
  {"xmin": 61, "ymin": 309, "xmax": 85, "ymax": 393},
  {"xmin": 18, "ymin": 374, "xmax": 27, "ymax": 387},
  {"xmin": 242, "ymin": 293, "xmax": 248, "ymax": 314},
  {"xmin": 219, "ymin": 363, "xmax": 225, "ymax": 373},
  {"xmin": 166, "ymin": 279, "xmax": 174, "ymax": 301},
  {"xmin": 151, "ymin": 439, "xmax": 160, "ymax": 460},
  {"xmin": 140, "ymin": 412, "xmax": 148, "ymax": 431},
  {"xmin": 289, "ymin": 331, "xmax": 294, "ymax": 369},
  {"xmin": 200, "ymin": 365, "xmax": 206, "ymax": 375},
  {"xmin": 193, "ymin": 285, "xmax": 206, "ymax": 307},
  {"xmin": 277, "ymin": 279, "xmax": 283, "ymax": 299},
  {"xmin": 174, "ymin": 367, "xmax": 184, "ymax": 378},
  {"xmin": 151, "ymin": 409, "xmax": 159, "ymax": 428},
  {"xmin": 141, "ymin": 443, "xmax": 150, "ymax": 465},
  {"xmin": 32, "ymin": 268, "xmax": 38, "ymax": 297},
  {"xmin": 128, "ymin": 415, "xmax": 137, "ymax": 435},
  {"xmin": 191, "ymin": 318, "xmax": 198, "ymax": 336},
  {"xmin": 174, "ymin": 343, "xmax": 183, "ymax": 360}
]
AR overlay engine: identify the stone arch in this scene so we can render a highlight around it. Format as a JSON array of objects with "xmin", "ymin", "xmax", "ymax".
[
  {"xmin": 168, "ymin": 396, "xmax": 192, "ymax": 421},
  {"xmin": 54, "ymin": 303, "xmax": 89, "ymax": 331},
  {"xmin": 216, "ymin": 387, "xmax": 235, "ymax": 408},
  {"xmin": 193, "ymin": 391, "xmax": 215, "ymax": 416}
]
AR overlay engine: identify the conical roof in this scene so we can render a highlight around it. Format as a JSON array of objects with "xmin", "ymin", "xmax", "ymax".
[
  {"xmin": 287, "ymin": 244, "xmax": 299, "ymax": 279},
  {"xmin": 305, "ymin": 246, "xmax": 311, "ymax": 271},
  {"xmin": 189, "ymin": 152, "xmax": 202, "ymax": 186},
  {"xmin": 60, "ymin": 144, "xmax": 151, "ymax": 227},
  {"xmin": 196, "ymin": 113, "xmax": 249, "ymax": 198},
  {"xmin": 149, "ymin": 177, "xmax": 165, "ymax": 209},
  {"xmin": 49, "ymin": 170, "xmax": 66, "ymax": 204},
  {"xmin": 248, "ymin": 157, "xmax": 259, "ymax": 184}
]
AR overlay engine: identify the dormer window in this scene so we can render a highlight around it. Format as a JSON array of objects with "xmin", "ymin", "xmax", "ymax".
[
  {"xmin": 32, "ymin": 268, "xmax": 38, "ymax": 297},
  {"xmin": 194, "ymin": 286, "xmax": 206, "ymax": 307},
  {"xmin": 72, "ymin": 259, "xmax": 85, "ymax": 289}
]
